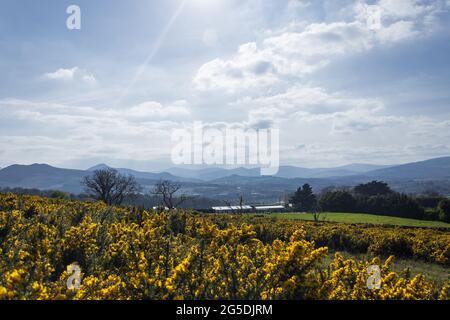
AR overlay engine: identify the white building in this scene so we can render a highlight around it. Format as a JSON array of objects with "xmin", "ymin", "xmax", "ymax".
[
  {"xmin": 211, "ymin": 205, "xmax": 253, "ymax": 213},
  {"xmin": 211, "ymin": 204, "xmax": 287, "ymax": 213},
  {"xmin": 253, "ymin": 205, "xmax": 285, "ymax": 212}
]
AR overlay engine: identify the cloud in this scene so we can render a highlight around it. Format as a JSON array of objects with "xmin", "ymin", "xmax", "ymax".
[
  {"xmin": 44, "ymin": 67, "xmax": 97, "ymax": 85},
  {"xmin": 247, "ymin": 107, "xmax": 284, "ymax": 129},
  {"xmin": 277, "ymin": 110, "xmax": 450, "ymax": 166},
  {"xmin": 127, "ymin": 100, "xmax": 190, "ymax": 120},
  {"xmin": 376, "ymin": 20, "xmax": 419, "ymax": 43},
  {"xmin": 44, "ymin": 68, "xmax": 78, "ymax": 81},
  {"xmin": 234, "ymin": 85, "xmax": 384, "ymax": 118},
  {"xmin": 377, "ymin": 0, "xmax": 429, "ymax": 18},
  {"xmin": 221, "ymin": 77, "xmax": 450, "ymax": 167},
  {"xmin": 193, "ymin": 21, "xmax": 372, "ymax": 93},
  {"xmin": 193, "ymin": 0, "xmax": 448, "ymax": 94},
  {"xmin": 1, "ymin": 0, "xmax": 449, "ymax": 169},
  {"xmin": 0, "ymin": 98, "xmax": 192, "ymax": 167},
  {"xmin": 193, "ymin": 43, "xmax": 280, "ymax": 93},
  {"xmin": 330, "ymin": 109, "xmax": 404, "ymax": 134},
  {"xmin": 0, "ymin": 98, "xmax": 190, "ymax": 124}
]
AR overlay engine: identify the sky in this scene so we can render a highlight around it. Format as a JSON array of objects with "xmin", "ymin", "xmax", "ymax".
[{"xmin": 0, "ymin": 0, "xmax": 449, "ymax": 171}]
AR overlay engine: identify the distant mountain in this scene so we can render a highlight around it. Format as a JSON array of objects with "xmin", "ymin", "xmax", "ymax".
[
  {"xmin": 274, "ymin": 166, "xmax": 357, "ymax": 178},
  {"xmin": 174, "ymin": 165, "xmax": 380, "ymax": 183},
  {"xmin": 0, "ymin": 164, "xmax": 87, "ymax": 193},
  {"xmin": 335, "ymin": 163, "xmax": 391, "ymax": 173},
  {"xmin": 0, "ymin": 163, "xmax": 196, "ymax": 194},
  {"xmin": 167, "ymin": 163, "xmax": 390, "ymax": 180},
  {"xmin": 87, "ymin": 163, "xmax": 111, "ymax": 171},
  {"xmin": 365, "ymin": 156, "xmax": 450, "ymax": 179},
  {"xmin": 88, "ymin": 164, "xmax": 198, "ymax": 183},
  {"xmin": 166, "ymin": 167, "xmax": 260, "ymax": 181},
  {"xmin": 273, "ymin": 166, "xmax": 317, "ymax": 178},
  {"xmin": 269, "ymin": 164, "xmax": 389, "ymax": 179},
  {"xmin": 1, "ymin": 157, "xmax": 449, "ymax": 198}
]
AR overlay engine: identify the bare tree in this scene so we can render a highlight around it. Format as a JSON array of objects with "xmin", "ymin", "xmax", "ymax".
[
  {"xmin": 82, "ymin": 168, "xmax": 141, "ymax": 205},
  {"xmin": 152, "ymin": 180, "xmax": 186, "ymax": 209},
  {"xmin": 238, "ymin": 194, "xmax": 245, "ymax": 211},
  {"xmin": 222, "ymin": 194, "xmax": 246, "ymax": 214}
]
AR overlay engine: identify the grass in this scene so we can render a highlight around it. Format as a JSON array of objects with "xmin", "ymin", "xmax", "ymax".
[
  {"xmin": 324, "ymin": 251, "xmax": 450, "ymax": 287},
  {"xmin": 247, "ymin": 212, "xmax": 450, "ymax": 228}
]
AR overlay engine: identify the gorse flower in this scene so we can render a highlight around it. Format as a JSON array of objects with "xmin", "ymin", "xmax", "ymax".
[{"xmin": 0, "ymin": 194, "xmax": 448, "ymax": 300}]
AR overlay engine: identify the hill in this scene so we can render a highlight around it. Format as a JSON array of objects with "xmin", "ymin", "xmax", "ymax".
[
  {"xmin": 88, "ymin": 164, "xmax": 198, "ymax": 183},
  {"xmin": 366, "ymin": 156, "xmax": 450, "ymax": 179},
  {"xmin": 0, "ymin": 164, "xmax": 86, "ymax": 193},
  {"xmin": 1, "ymin": 156, "xmax": 450, "ymax": 198}
]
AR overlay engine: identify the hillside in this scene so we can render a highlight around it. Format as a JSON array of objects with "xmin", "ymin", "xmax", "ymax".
[
  {"xmin": 0, "ymin": 164, "xmax": 86, "ymax": 193},
  {"xmin": 0, "ymin": 163, "xmax": 196, "ymax": 194},
  {"xmin": 366, "ymin": 156, "xmax": 450, "ymax": 179},
  {"xmin": 1, "ymin": 157, "xmax": 450, "ymax": 198},
  {"xmin": 88, "ymin": 164, "xmax": 198, "ymax": 183}
]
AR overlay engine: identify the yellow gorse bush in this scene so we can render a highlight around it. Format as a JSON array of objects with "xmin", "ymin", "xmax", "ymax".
[
  {"xmin": 242, "ymin": 216, "xmax": 450, "ymax": 266},
  {"xmin": 0, "ymin": 194, "xmax": 448, "ymax": 300}
]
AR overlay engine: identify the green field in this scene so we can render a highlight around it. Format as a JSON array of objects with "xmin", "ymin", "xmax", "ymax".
[{"xmin": 248, "ymin": 212, "xmax": 450, "ymax": 228}]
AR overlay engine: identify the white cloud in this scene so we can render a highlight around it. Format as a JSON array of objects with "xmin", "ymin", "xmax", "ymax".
[
  {"xmin": 44, "ymin": 67, "xmax": 97, "ymax": 85},
  {"xmin": 235, "ymin": 85, "xmax": 384, "ymax": 117},
  {"xmin": 193, "ymin": 43, "xmax": 279, "ymax": 93},
  {"xmin": 0, "ymin": 98, "xmax": 190, "ymax": 166},
  {"xmin": 127, "ymin": 100, "xmax": 190, "ymax": 120},
  {"xmin": 376, "ymin": 20, "xmax": 419, "ymax": 43},
  {"xmin": 277, "ymin": 107, "xmax": 450, "ymax": 165},
  {"xmin": 193, "ymin": 0, "xmax": 448, "ymax": 94},
  {"xmin": 44, "ymin": 67, "xmax": 78, "ymax": 81},
  {"xmin": 193, "ymin": 21, "xmax": 373, "ymax": 93},
  {"xmin": 2, "ymin": 0, "xmax": 449, "ymax": 169},
  {"xmin": 378, "ymin": 0, "xmax": 429, "ymax": 18},
  {"xmin": 221, "ymin": 79, "xmax": 450, "ymax": 166},
  {"xmin": 247, "ymin": 107, "xmax": 284, "ymax": 129},
  {"xmin": 330, "ymin": 109, "xmax": 404, "ymax": 134}
]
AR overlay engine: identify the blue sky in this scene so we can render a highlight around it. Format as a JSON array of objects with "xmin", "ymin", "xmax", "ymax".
[{"xmin": 0, "ymin": 0, "xmax": 449, "ymax": 171}]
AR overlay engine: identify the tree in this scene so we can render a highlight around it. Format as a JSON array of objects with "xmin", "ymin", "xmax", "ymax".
[
  {"xmin": 437, "ymin": 199, "xmax": 450, "ymax": 222},
  {"xmin": 290, "ymin": 184, "xmax": 317, "ymax": 212},
  {"xmin": 360, "ymin": 193, "xmax": 424, "ymax": 219},
  {"xmin": 319, "ymin": 190, "xmax": 357, "ymax": 212},
  {"xmin": 415, "ymin": 194, "xmax": 446, "ymax": 208},
  {"xmin": 152, "ymin": 180, "xmax": 186, "ymax": 209},
  {"xmin": 82, "ymin": 168, "xmax": 141, "ymax": 205},
  {"xmin": 354, "ymin": 181, "xmax": 393, "ymax": 197}
]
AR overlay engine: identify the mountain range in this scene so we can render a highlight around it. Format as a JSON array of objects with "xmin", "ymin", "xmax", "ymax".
[{"xmin": 0, "ymin": 157, "xmax": 449, "ymax": 199}]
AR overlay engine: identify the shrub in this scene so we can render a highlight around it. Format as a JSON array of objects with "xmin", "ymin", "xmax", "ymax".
[
  {"xmin": 356, "ymin": 193, "xmax": 425, "ymax": 220},
  {"xmin": 0, "ymin": 194, "xmax": 448, "ymax": 300}
]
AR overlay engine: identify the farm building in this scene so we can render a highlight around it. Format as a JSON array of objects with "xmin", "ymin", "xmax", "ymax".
[
  {"xmin": 253, "ymin": 205, "xmax": 285, "ymax": 213},
  {"xmin": 211, "ymin": 205, "xmax": 254, "ymax": 213},
  {"xmin": 211, "ymin": 204, "xmax": 288, "ymax": 213}
]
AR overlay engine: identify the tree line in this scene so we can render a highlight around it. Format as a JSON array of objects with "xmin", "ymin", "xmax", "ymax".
[{"xmin": 290, "ymin": 181, "xmax": 450, "ymax": 222}]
